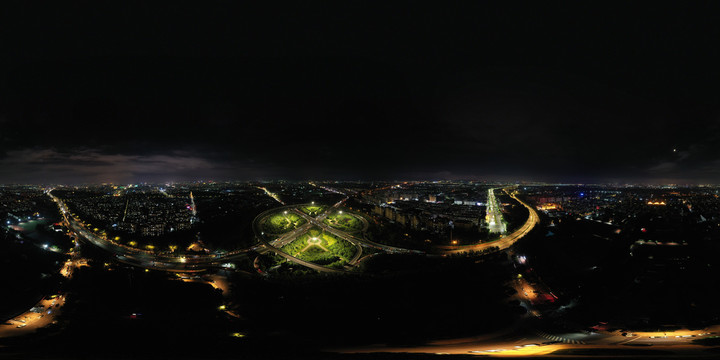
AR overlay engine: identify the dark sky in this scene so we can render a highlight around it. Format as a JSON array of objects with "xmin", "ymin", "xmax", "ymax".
[{"xmin": 1, "ymin": 1, "xmax": 720, "ymax": 184}]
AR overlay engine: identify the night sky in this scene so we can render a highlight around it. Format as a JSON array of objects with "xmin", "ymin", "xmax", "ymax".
[{"xmin": 2, "ymin": 2, "xmax": 720, "ymax": 184}]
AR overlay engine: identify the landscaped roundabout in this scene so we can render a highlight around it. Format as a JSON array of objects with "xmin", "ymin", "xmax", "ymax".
[
  {"xmin": 279, "ymin": 227, "xmax": 357, "ymax": 269},
  {"xmin": 253, "ymin": 191, "xmax": 540, "ymax": 273},
  {"xmin": 323, "ymin": 211, "xmax": 364, "ymax": 233},
  {"xmin": 253, "ymin": 203, "xmax": 409, "ymax": 273},
  {"xmin": 51, "ymin": 189, "xmax": 538, "ymax": 274},
  {"xmin": 257, "ymin": 209, "xmax": 307, "ymax": 235}
]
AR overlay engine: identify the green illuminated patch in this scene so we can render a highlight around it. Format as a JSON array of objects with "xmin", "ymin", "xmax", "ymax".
[
  {"xmin": 279, "ymin": 228, "xmax": 357, "ymax": 268},
  {"xmin": 323, "ymin": 212, "xmax": 363, "ymax": 232},
  {"xmin": 261, "ymin": 211, "xmax": 306, "ymax": 234}
]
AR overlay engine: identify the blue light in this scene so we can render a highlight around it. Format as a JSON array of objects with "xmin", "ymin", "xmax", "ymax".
[{"xmin": 580, "ymin": 192, "xmax": 585, "ymax": 197}]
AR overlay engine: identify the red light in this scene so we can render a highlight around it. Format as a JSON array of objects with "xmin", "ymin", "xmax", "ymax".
[{"xmin": 641, "ymin": 227, "xmax": 647, "ymax": 233}]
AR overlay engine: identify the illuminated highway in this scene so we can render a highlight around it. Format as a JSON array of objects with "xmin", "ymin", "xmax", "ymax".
[
  {"xmin": 252, "ymin": 205, "xmax": 357, "ymax": 273},
  {"xmin": 251, "ymin": 198, "xmax": 431, "ymax": 273},
  {"xmin": 257, "ymin": 186, "xmax": 285, "ymax": 205},
  {"xmin": 292, "ymin": 207, "xmax": 419, "ymax": 255},
  {"xmin": 52, "ymin": 188, "xmax": 359, "ymax": 274},
  {"xmin": 48, "ymin": 190, "xmax": 253, "ymax": 272},
  {"xmin": 42, "ymin": 186, "xmax": 720, "ymax": 358},
  {"xmin": 49, "ymin": 187, "xmax": 536, "ymax": 272},
  {"xmin": 486, "ymin": 188, "xmax": 507, "ymax": 234},
  {"xmin": 439, "ymin": 188, "xmax": 540, "ymax": 255}
]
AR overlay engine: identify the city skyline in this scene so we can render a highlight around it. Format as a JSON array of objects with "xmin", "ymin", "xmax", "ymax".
[
  {"xmin": 4, "ymin": 180, "xmax": 720, "ymax": 358},
  {"xmin": 4, "ymin": 3, "xmax": 720, "ymax": 358}
]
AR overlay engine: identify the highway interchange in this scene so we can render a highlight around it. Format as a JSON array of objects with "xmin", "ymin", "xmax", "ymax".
[
  {"xmin": 37, "ymin": 186, "xmax": 720, "ymax": 357},
  {"xmin": 437, "ymin": 188, "xmax": 540, "ymax": 255},
  {"xmin": 253, "ymin": 199, "xmax": 422, "ymax": 273},
  {"xmin": 48, "ymin": 187, "xmax": 537, "ymax": 273}
]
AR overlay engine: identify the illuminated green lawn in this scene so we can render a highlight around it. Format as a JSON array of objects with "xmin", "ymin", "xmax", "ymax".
[
  {"xmin": 299, "ymin": 204, "xmax": 327, "ymax": 217},
  {"xmin": 261, "ymin": 211, "xmax": 306, "ymax": 234},
  {"xmin": 324, "ymin": 212, "xmax": 363, "ymax": 232},
  {"xmin": 280, "ymin": 228, "xmax": 357, "ymax": 268}
]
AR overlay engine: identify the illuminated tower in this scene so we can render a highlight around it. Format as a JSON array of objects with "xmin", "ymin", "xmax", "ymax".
[
  {"xmin": 486, "ymin": 188, "xmax": 507, "ymax": 234},
  {"xmin": 189, "ymin": 192, "xmax": 198, "ymax": 224},
  {"xmin": 189, "ymin": 192, "xmax": 197, "ymax": 216}
]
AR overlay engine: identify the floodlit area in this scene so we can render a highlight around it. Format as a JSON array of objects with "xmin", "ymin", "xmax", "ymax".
[
  {"xmin": 280, "ymin": 228, "xmax": 357, "ymax": 268},
  {"xmin": 260, "ymin": 211, "xmax": 307, "ymax": 235},
  {"xmin": 323, "ymin": 212, "xmax": 364, "ymax": 232},
  {"xmin": 0, "ymin": 295, "xmax": 65, "ymax": 338},
  {"xmin": 486, "ymin": 188, "xmax": 507, "ymax": 234}
]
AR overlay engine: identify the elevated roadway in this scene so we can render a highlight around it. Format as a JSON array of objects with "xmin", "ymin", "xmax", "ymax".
[
  {"xmin": 437, "ymin": 188, "xmax": 540, "ymax": 255},
  {"xmin": 49, "ymin": 190, "xmax": 253, "ymax": 272}
]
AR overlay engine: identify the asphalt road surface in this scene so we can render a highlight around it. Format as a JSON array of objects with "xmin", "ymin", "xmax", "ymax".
[{"xmin": 441, "ymin": 189, "xmax": 540, "ymax": 255}]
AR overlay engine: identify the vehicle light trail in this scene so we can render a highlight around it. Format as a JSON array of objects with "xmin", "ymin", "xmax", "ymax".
[{"xmin": 257, "ymin": 186, "xmax": 285, "ymax": 205}]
